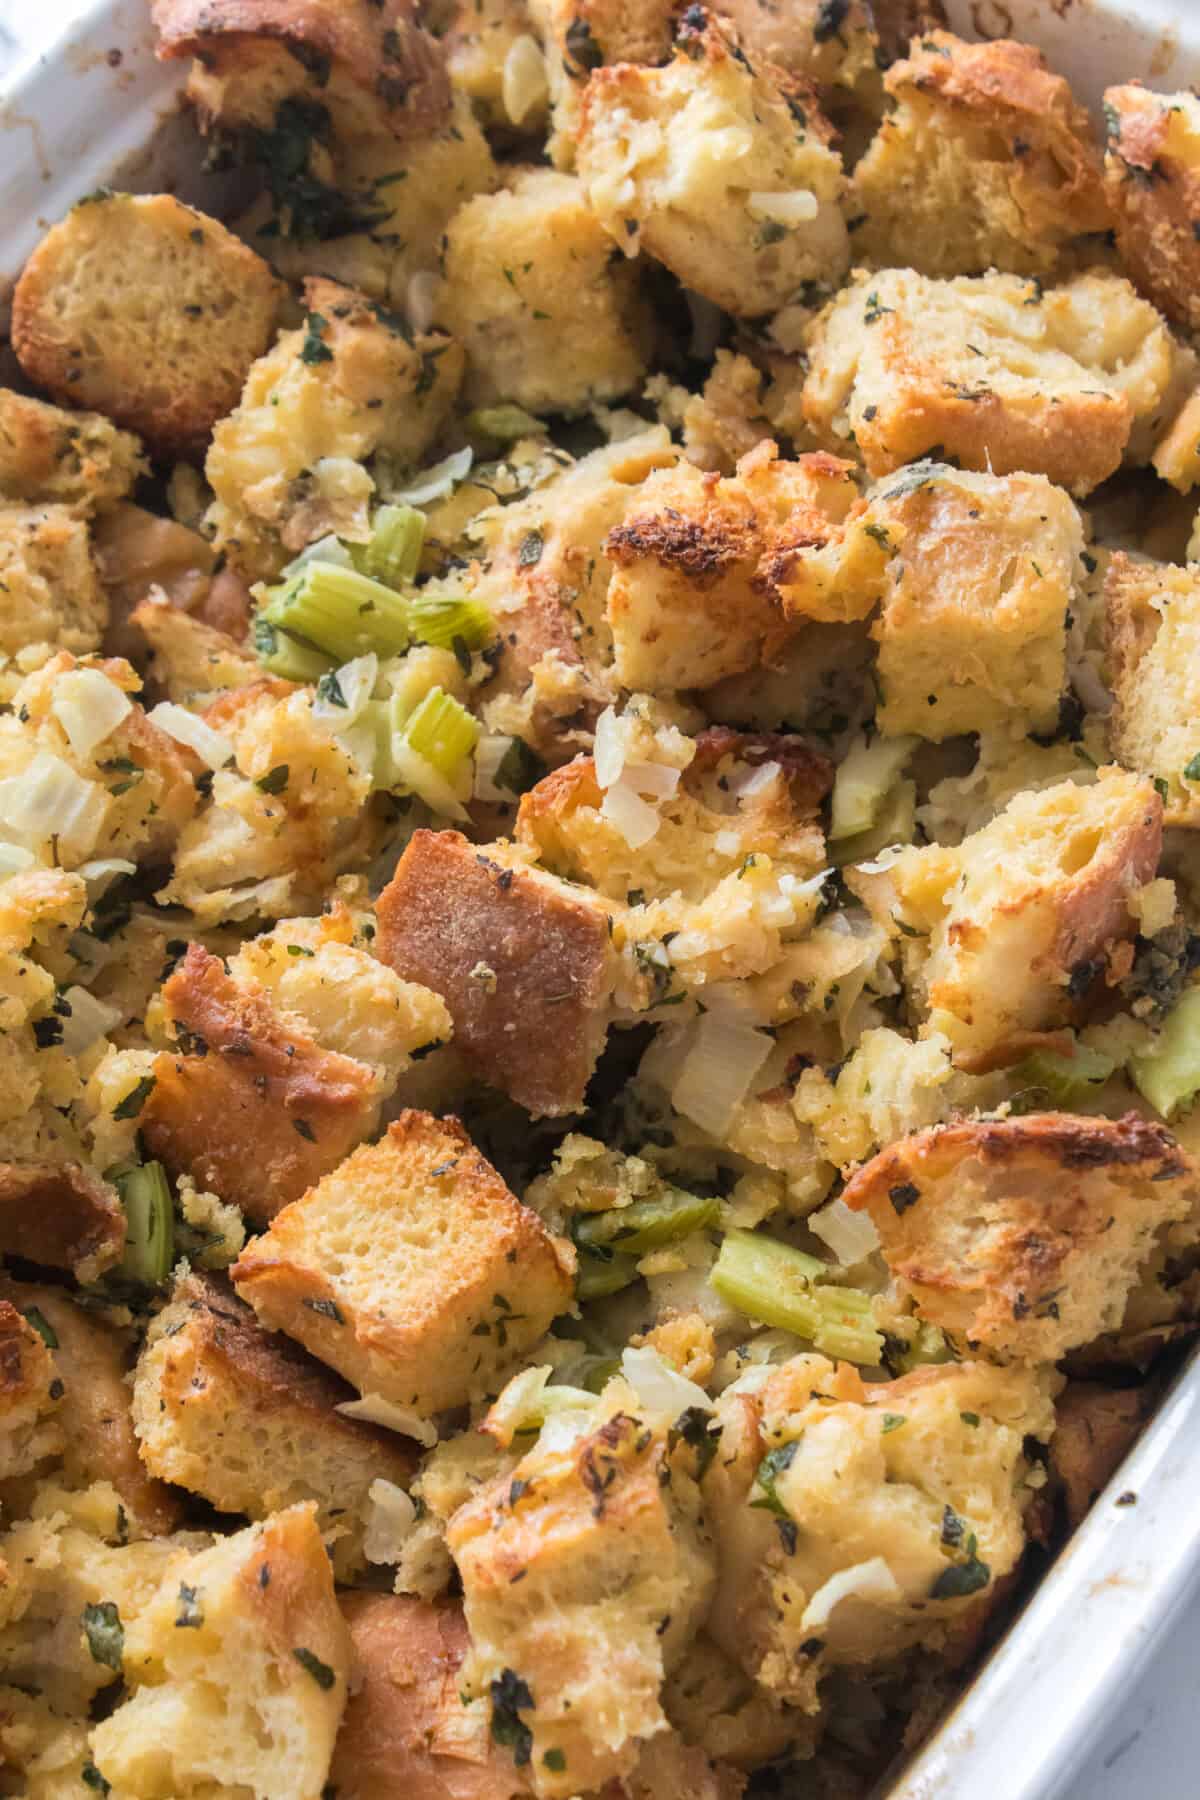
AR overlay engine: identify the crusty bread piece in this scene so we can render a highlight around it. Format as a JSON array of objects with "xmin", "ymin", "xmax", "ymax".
[
  {"xmin": 0, "ymin": 1160, "xmax": 124, "ymax": 1284},
  {"xmin": 133, "ymin": 1270, "xmax": 416, "ymax": 1577},
  {"xmin": 663, "ymin": 1634, "xmax": 811, "ymax": 1770},
  {"xmin": 231, "ymin": 1111, "xmax": 574, "ymax": 1415},
  {"xmin": 842, "ymin": 1112, "xmax": 1196, "ymax": 1361},
  {"xmin": 131, "ymin": 594, "xmax": 258, "ymax": 705},
  {"xmin": 1152, "ymin": 387, "xmax": 1200, "ymax": 493},
  {"xmin": 154, "ymin": 0, "xmax": 450, "ymax": 141},
  {"xmin": 0, "ymin": 1300, "xmax": 64, "ymax": 1484},
  {"xmin": 0, "ymin": 504, "xmax": 106, "ymax": 657},
  {"xmin": 528, "ymin": 0, "xmax": 675, "ymax": 167},
  {"xmin": 1050, "ymin": 1380, "xmax": 1153, "ymax": 1527},
  {"xmin": 711, "ymin": 0, "xmax": 878, "ymax": 87},
  {"xmin": 447, "ymin": 1394, "xmax": 715, "ymax": 1798},
  {"xmin": 1105, "ymin": 552, "xmax": 1200, "ymax": 828},
  {"xmin": 90, "ymin": 1504, "xmax": 350, "ymax": 1800},
  {"xmin": 1103, "ymin": 84, "xmax": 1200, "ymax": 332},
  {"xmin": 577, "ymin": 11, "xmax": 848, "ymax": 319},
  {"xmin": 375, "ymin": 831, "xmax": 619, "ymax": 1116},
  {"xmin": 330, "ymin": 1592, "xmax": 528, "ymax": 1800},
  {"xmin": 141, "ymin": 943, "xmax": 380, "ymax": 1227},
  {"xmin": 95, "ymin": 500, "xmax": 255, "ymax": 658},
  {"xmin": 801, "ymin": 267, "xmax": 1184, "ymax": 496},
  {"xmin": 12, "ymin": 193, "xmax": 283, "ymax": 462},
  {"xmin": 854, "ymin": 32, "xmax": 1109, "ymax": 277},
  {"xmin": 0, "ymin": 389, "xmax": 144, "ymax": 513},
  {"xmin": 437, "ymin": 168, "xmax": 650, "ymax": 415}
]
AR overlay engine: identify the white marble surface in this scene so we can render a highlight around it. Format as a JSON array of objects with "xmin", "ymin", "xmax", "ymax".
[{"xmin": 0, "ymin": 3, "xmax": 1194, "ymax": 1796}]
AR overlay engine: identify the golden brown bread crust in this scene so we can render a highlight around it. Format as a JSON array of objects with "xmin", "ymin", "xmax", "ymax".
[
  {"xmin": 375, "ymin": 831, "xmax": 617, "ymax": 1117},
  {"xmin": 141, "ymin": 943, "xmax": 378, "ymax": 1225},
  {"xmin": 331, "ymin": 1593, "xmax": 528, "ymax": 1800},
  {"xmin": 0, "ymin": 1300, "xmax": 53, "ymax": 1407},
  {"xmin": 1104, "ymin": 84, "xmax": 1200, "ymax": 331},
  {"xmin": 1050, "ymin": 1380, "xmax": 1152, "ymax": 1528},
  {"xmin": 0, "ymin": 1162, "xmax": 124, "ymax": 1283}
]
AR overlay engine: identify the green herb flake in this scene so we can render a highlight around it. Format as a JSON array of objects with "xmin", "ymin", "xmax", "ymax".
[
  {"xmin": 113, "ymin": 1074, "xmax": 156, "ymax": 1121},
  {"xmin": 81, "ymin": 1763, "xmax": 111, "ymax": 1795},
  {"xmin": 930, "ymin": 1553, "xmax": 990, "ymax": 1599},
  {"xmin": 880, "ymin": 1413, "xmax": 906, "ymax": 1434},
  {"xmin": 490, "ymin": 1667, "xmax": 534, "ymax": 1766},
  {"xmin": 255, "ymin": 763, "xmax": 290, "ymax": 795},
  {"xmin": 293, "ymin": 1646, "xmax": 337, "ymax": 1689},
  {"xmin": 543, "ymin": 1749, "xmax": 567, "ymax": 1772},
  {"xmin": 518, "ymin": 529, "xmax": 544, "ymax": 568},
  {"xmin": 1183, "ymin": 753, "xmax": 1200, "ymax": 782},
  {"xmin": 22, "ymin": 1307, "xmax": 59, "ymax": 1349},
  {"xmin": 751, "ymin": 1440, "xmax": 799, "ymax": 1519},
  {"xmin": 175, "ymin": 1583, "xmax": 204, "ymax": 1629},
  {"xmin": 300, "ymin": 312, "xmax": 334, "ymax": 365},
  {"xmin": 82, "ymin": 1601, "xmax": 124, "ymax": 1672},
  {"xmin": 960, "ymin": 1411, "xmax": 981, "ymax": 1427}
]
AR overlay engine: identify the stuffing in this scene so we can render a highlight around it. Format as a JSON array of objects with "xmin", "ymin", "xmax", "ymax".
[
  {"xmin": 705, "ymin": 1355, "xmax": 1055, "ymax": 1706},
  {"xmin": 616, "ymin": 1733, "xmax": 746, "ymax": 1800},
  {"xmin": 132, "ymin": 1270, "xmax": 417, "ymax": 1578},
  {"xmin": 95, "ymin": 501, "xmax": 254, "ymax": 652},
  {"xmin": 0, "ymin": 1160, "xmax": 124, "ymax": 1284},
  {"xmin": 1049, "ymin": 1379, "xmax": 1153, "ymax": 1527},
  {"xmin": 853, "ymin": 32, "xmax": 1109, "ymax": 278},
  {"xmin": 0, "ymin": 1301, "xmax": 63, "ymax": 1484},
  {"xmin": 375, "ymin": 831, "xmax": 619, "ymax": 1116},
  {"xmin": 1152, "ymin": 387, "xmax": 1200, "ymax": 493},
  {"xmin": 0, "ymin": 504, "xmax": 106, "ymax": 658},
  {"xmin": 330, "ymin": 1592, "xmax": 528, "ymax": 1800},
  {"xmin": 140, "ymin": 943, "xmax": 381, "ymax": 1226},
  {"xmin": 153, "ymin": 0, "xmax": 450, "ymax": 141},
  {"xmin": 446, "ymin": 1380, "xmax": 716, "ymax": 1797},
  {"xmin": 792, "ymin": 1026, "xmax": 961, "ymax": 1172},
  {"xmin": 663, "ymin": 1633, "xmax": 817, "ymax": 1769},
  {"xmin": 703, "ymin": 616, "xmax": 874, "ymax": 736},
  {"xmin": 436, "ymin": 168, "xmax": 651, "ymax": 415},
  {"xmin": 231, "ymin": 1111, "xmax": 575, "ymax": 1414},
  {"xmin": 0, "ymin": 1684, "xmax": 93, "ymax": 1799},
  {"xmin": 801, "ymin": 267, "xmax": 1187, "ymax": 496},
  {"xmin": 843, "ymin": 1112, "xmax": 1197, "ymax": 1360},
  {"xmin": 1103, "ymin": 85, "xmax": 1200, "ymax": 332},
  {"xmin": 527, "ymin": 0, "xmax": 675, "ymax": 166},
  {"xmin": 576, "ymin": 8, "xmax": 849, "ymax": 318},
  {"xmin": 445, "ymin": 0, "xmax": 543, "ymax": 129},
  {"xmin": 206, "ymin": 276, "xmax": 463, "ymax": 580},
  {"xmin": 1105, "ymin": 552, "xmax": 1200, "ymax": 828},
  {"xmin": 12, "ymin": 193, "xmax": 283, "ymax": 462},
  {"xmin": 0, "ymin": 390, "xmax": 144, "ymax": 513},
  {"xmin": 710, "ymin": 0, "xmax": 878, "ymax": 89},
  {"xmin": 131, "ymin": 594, "xmax": 259, "ymax": 705},
  {"xmin": 873, "ymin": 767, "xmax": 1163, "ymax": 1067},
  {"xmin": 90, "ymin": 1504, "xmax": 350, "ymax": 1800},
  {"xmin": 670, "ymin": 350, "xmax": 777, "ymax": 475}
]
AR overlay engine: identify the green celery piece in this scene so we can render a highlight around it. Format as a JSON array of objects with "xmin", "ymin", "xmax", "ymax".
[
  {"xmin": 115, "ymin": 1162, "xmax": 175, "ymax": 1287},
  {"xmin": 261, "ymin": 563, "xmax": 411, "ymax": 662},
  {"xmin": 1130, "ymin": 987, "xmax": 1200, "ymax": 1119},
  {"xmin": 573, "ymin": 1190, "xmax": 719, "ymax": 1255},
  {"xmin": 712, "ymin": 1229, "xmax": 881, "ymax": 1364}
]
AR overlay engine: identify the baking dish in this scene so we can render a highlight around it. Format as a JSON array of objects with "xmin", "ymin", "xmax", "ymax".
[{"xmin": 2, "ymin": 1, "xmax": 1199, "ymax": 1794}]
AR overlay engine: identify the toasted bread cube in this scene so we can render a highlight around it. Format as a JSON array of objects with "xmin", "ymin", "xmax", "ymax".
[
  {"xmin": 0, "ymin": 504, "xmax": 106, "ymax": 657},
  {"xmin": 576, "ymin": 11, "xmax": 848, "ymax": 319},
  {"xmin": 375, "ymin": 832, "xmax": 619, "ymax": 1116},
  {"xmin": 1103, "ymin": 85, "xmax": 1200, "ymax": 332},
  {"xmin": 1050, "ymin": 1380, "xmax": 1152, "ymax": 1527},
  {"xmin": 131, "ymin": 594, "xmax": 259, "ymax": 705},
  {"xmin": 843, "ymin": 1113, "xmax": 1196, "ymax": 1361},
  {"xmin": 802, "ymin": 268, "xmax": 1183, "ymax": 496},
  {"xmin": 331, "ymin": 1592, "xmax": 528, "ymax": 1800},
  {"xmin": 1152, "ymin": 387, "xmax": 1200, "ymax": 493},
  {"xmin": 706, "ymin": 1355, "xmax": 1054, "ymax": 1703},
  {"xmin": 528, "ymin": 0, "xmax": 674, "ymax": 166},
  {"xmin": 881, "ymin": 767, "xmax": 1162, "ymax": 1067},
  {"xmin": 0, "ymin": 1301, "xmax": 63, "ymax": 1483},
  {"xmin": 153, "ymin": 0, "xmax": 449, "ymax": 139},
  {"xmin": 96, "ymin": 497, "xmax": 255, "ymax": 651},
  {"xmin": 447, "ymin": 1394, "xmax": 716, "ymax": 1797},
  {"xmin": 133, "ymin": 1271, "xmax": 417, "ymax": 1577},
  {"xmin": 232, "ymin": 1112, "xmax": 574, "ymax": 1414},
  {"xmin": 13, "ymin": 193, "xmax": 282, "ymax": 462},
  {"xmin": 854, "ymin": 32, "xmax": 1108, "ymax": 278},
  {"xmin": 437, "ymin": 169, "xmax": 650, "ymax": 415},
  {"xmin": 711, "ymin": 0, "xmax": 878, "ymax": 87},
  {"xmin": 90, "ymin": 1504, "xmax": 350, "ymax": 1800},
  {"xmin": 0, "ymin": 1160, "xmax": 124, "ymax": 1284},
  {"xmin": 141, "ymin": 944, "xmax": 380, "ymax": 1227},
  {"xmin": 0, "ymin": 390, "xmax": 145, "ymax": 513},
  {"xmin": 1105, "ymin": 553, "xmax": 1200, "ymax": 827}
]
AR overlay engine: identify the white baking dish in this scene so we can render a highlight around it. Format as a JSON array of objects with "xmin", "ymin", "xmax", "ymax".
[{"xmin": 2, "ymin": 3, "xmax": 1198, "ymax": 1795}]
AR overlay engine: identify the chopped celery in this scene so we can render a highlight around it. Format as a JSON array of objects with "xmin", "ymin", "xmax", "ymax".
[
  {"xmin": 573, "ymin": 1189, "xmax": 719, "ymax": 1255},
  {"xmin": 114, "ymin": 1161, "xmax": 175, "ymax": 1288},
  {"xmin": 466, "ymin": 404, "xmax": 542, "ymax": 443},
  {"xmin": 260, "ymin": 564, "xmax": 411, "ymax": 662},
  {"xmin": 831, "ymin": 778, "xmax": 916, "ymax": 868},
  {"xmin": 575, "ymin": 1243, "xmax": 640, "ymax": 1301},
  {"xmin": 354, "ymin": 505, "xmax": 425, "ymax": 588},
  {"xmin": 829, "ymin": 734, "xmax": 918, "ymax": 842},
  {"xmin": 400, "ymin": 686, "xmax": 480, "ymax": 777},
  {"xmin": 253, "ymin": 617, "xmax": 334, "ymax": 683},
  {"xmin": 886, "ymin": 1320, "xmax": 955, "ymax": 1375},
  {"xmin": 712, "ymin": 1228, "xmax": 882, "ymax": 1365},
  {"xmin": 407, "ymin": 592, "xmax": 496, "ymax": 651},
  {"xmin": 1130, "ymin": 987, "xmax": 1200, "ymax": 1119},
  {"xmin": 1014, "ymin": 1040, "xmax": 1116, "ymax": 1106}
]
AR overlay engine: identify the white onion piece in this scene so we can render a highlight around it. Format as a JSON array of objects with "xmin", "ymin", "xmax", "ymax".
[
  {"xmin": 363, "ymin": 1479, "xmax": 418, "ymax": 1564},
  {"xmin": 148, "ymin": 702, "xmax": 233, "ymax": 771},
  {"xmin": 627, "ymin": 762, "xmax": 680, "ymax": 799},
  {"xmin": 800, "ymin": 1558, "xmax": 901, "ymax": 1633},
  {"xmin": 748, "ymin": 188, "xmax": 818, "ymax": 225},
  {"xmin": 336, "ymin": 1394, "xmax": 439, "ymax": 1447},
  {"xmin": 406, "ymin": 270, "xmax": 440, "ymax": 335},
  {"xmin": 503, "ymin": 33, "xmax": 549, "ymax": 125},
  {"xmin": 58, "ymin": 985, "xmax": 123, "ymax": 1057},
  {"xmin": 51, "ymin": 669, "xmax": 132, "ymax": 758},
  {"xmin": 312, "ymin": 652, "xmax": 377, "ymax": 730},
  {"xmin": 473, "ymin": 734, "xmax": 515, "ymax": 802},
  {"xmin": 808, "ymin": 1197, "xmax": 880, "ymax": 1266},
  {"xmin": 672, "ymin": 1013, "xmax": 773, "ymax": 1137},
  {"xmin": 77, "ymin": 858, "xmax": 136, "ymax": 890},
  {"xmin": 601, "ymin": 780, "xmax": 660, "ymax": 849},
  {"xmin": 388, "ymin": 447, "xmax": 473, "ymax": 508},
  {"xmin": 0, "ymin": 843, "xmax": 34, "ymax": 879},
  {"xmin": 621, "ymin": 1346, "xmax": 713, "ymax": 1417},
  {"xmin": 0, "ymin": 752, "xmax": 105, "ymax": 853},
  {"xmin": 282, "ymin": 533, "xmax": 354, "ymax": 576},
  {"xmin": 593, "ymin": 706, "xmax": 625, "ymax": 788},
  {"xmin": 389, "ymin": 736, "xmax": 470, "ymax": 821}
]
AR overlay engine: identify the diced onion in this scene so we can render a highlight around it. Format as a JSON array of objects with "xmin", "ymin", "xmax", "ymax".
[
  {"xmin": 406, "ymin": 270, "xmax": 440, "ymax": 335},
  {"xmin": 50, "ymin": 668, "xmax": 132, "ymax": 759},
  {"xmin": 808, "ymin": 1198, "xmax": 881, "ymax": 1266},
  {"xmin": 0, "ymin": 843, "xmax": 34, "ymax": 880},
  {"xmin": 148, "ymin": 702, "xmax": 233, "ymax": 771},
  {"xmin": 282, "ymin": 533, "xmax": 355, "ymax": 576},
  {"xmin": 0, "ymin": 751, "xmax": 106, "ymax": 854},
  {"xmin": 601, "ymin": 780, "xmax": 660, "ymax": 849},
  {"xmin": 58, "ymin": 984, "xmax": 123, "ymax": 1057},
  {"xmin": 312, "ymin": 652, "xmax": 378, "ymax": 730},
  {"xmin": 800, "ymin": 1558, "xmax": 901, "ymax": 1633},
  {"xmin": 389, "ymin": 736, "xmax": 470, "ymax": 821},
  {"xmin": 731, "ymin": 759, "xmax": 781, "ymax": 800},
  {"xmin": 77, "ymin": 858, "xmax": 136, "ymax": 891},
  {"xmin": 336, "ymin": 1394, "xmax": 439, "ymax": 1447},
  {"xmin": 482, "ymin": 1365, "xmax": 553, "ymax": 1446},
  {"xmin": 748, "ymin": 189, "xmax": 819, "ymax": 225},
  {"xmin": 672, "ymin": 1013, "xmax": 774, "ymax": 1138},
  {"xmin": 593, "ymin": 707, "xmax": 626, "ymax": 788},
  {"xmin": 503, "ymin": 33, "xmax": 549, "ymax": 126},
  {"xmin": 473, "ymin": 734, "xmax": 515, "ymax": 803},
  {"xmin": 387, "ymin": 448, "xmax": 473, "ymax": 509},
  {"xmin": 363, "ymin": 1478, "xmax": 418, "ymax": 1564},
  {"xmin": 627, "ymin": 762, "xmax": 680, "ymax": 800},
  {"xmin": 621, "ymin": 1345, "xmax": 713, "ymax": 1418}
]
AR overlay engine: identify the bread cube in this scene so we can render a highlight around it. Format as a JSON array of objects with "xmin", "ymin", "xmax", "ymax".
[
  {"xmin": 528, "ymin": 0, "xmax": 674, "ymax": 166},
  {"xmin": 131, "ymin": 594, "xmax": 259, "ymax": 705},
  {"xmin": 802, "ymin": 267, "xmax": 1184, "ymax": 496},
  {"xmin": 13, "ymin": 193, "xmax": 282, "ymax": 461},
  {"xmin": 0, "ymin": 390, "xmax": 144, "ymax": 513},
  {"xmin": 0, "ymin": 504, "xmax": 106, "ymax": 657},
  {"xmin": 854, "ymin": 32, "xmax": 1108, "ymax": 277},
  {"xmin": 1105, "ymin": 552, "xmax": 1200, "ymax": 826},
  {"xmin": 1050, "ymin": 1380, "xmax": 1153, "ymax": 1527},
  {"xmin": 1103, "ymin": 85, "xmax": 1200, "ymax": 332},
  {"xmin": 843, "ymin": 1112, "xmax": 1196, "ymax": 1361},
  {"xmin": 0, "ymin": 1300, "xmax": 63, "ymax": 1484},
  {"xmin": 0, "ymin": 1160, "xmax": 124, "ymax": 1284},
  {"xmin": 375, "ymin": 831, "xmax": 619, "ymax": 1116},
  {"xmin": 576, "ymin": 9, "xmax": 848, "ymax": 318},
  {"xmin": 133, "ymin": 1270, "xmax": 417, "ymax": 1576},
  {"xmin": 437, "ymin": 168, "xmax": 650, "ymax": 415},
  {"xmin": 90, "ymin": 1504, "xmax": 350, "ymax": 1800},
  {"xmin": 141, "ymin": 943, "xmax": 381, "ymax": 1227},
  {"xmin": 712, "ymin": 0, "xmax": 878, "ymax": 88},
  {"xmin": 232, "ymin": 1112, "xmax": 574, "ymax": 1414}
]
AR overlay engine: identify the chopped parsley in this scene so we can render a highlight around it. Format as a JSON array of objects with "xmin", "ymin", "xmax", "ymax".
[
  {"xmin": 293, "ymin": 1646, "xmax": 337, "ymax": 1689},
  {"xmin": 82, "ymin": 1602, "xmax": 124, "ymax": 1671}
]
